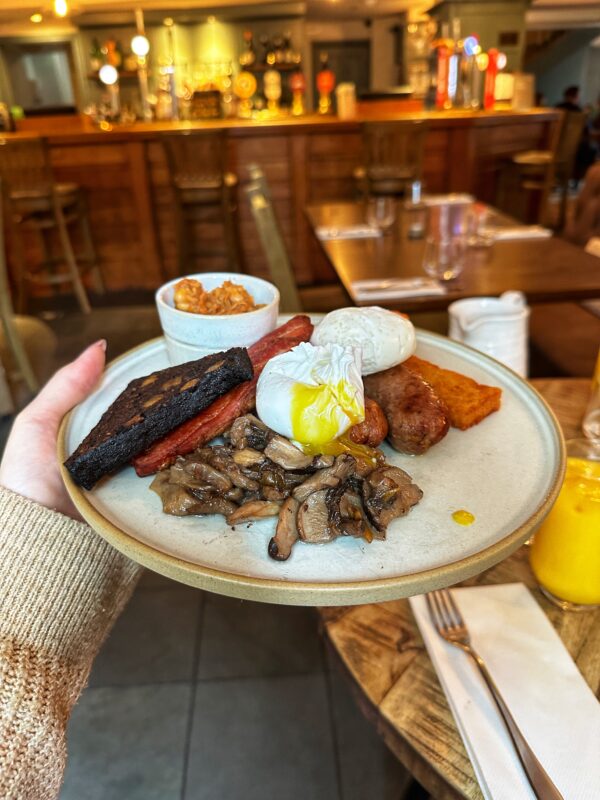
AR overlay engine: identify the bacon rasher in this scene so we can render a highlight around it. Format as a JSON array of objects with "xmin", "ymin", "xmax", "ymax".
[{"xmin": 133, "ymin": 315, "xmax": 313, "ymax": 476}]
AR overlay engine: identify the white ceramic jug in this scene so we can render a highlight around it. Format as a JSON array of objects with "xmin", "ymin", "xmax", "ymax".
[{"xmin": 448, "ymin": 291, "xmax": 530, "ymax": 376}]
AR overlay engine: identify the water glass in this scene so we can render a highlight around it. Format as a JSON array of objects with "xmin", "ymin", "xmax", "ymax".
[
  {"xmin": 465, "ymin": 204, "xmax": 494, "ymax": 248},
  {"xmin": 582, "ymin": 348, "xmax": 600, "ymax": 440},
  {"xmin": 367, "ymin": 196, "xmax": 396, "ymax": 234},
  {"xmin": 529, "ymin": 438, "xmax": 600, "ymax": 611},
  {"xmin": 422, "ymin": 234, "xmax": 467, "ymax": 281}
]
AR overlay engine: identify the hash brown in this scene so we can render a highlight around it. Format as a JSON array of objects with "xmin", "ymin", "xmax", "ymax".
[{"xmin": 404, "ymin": 355, "xmax": 502, "ymax": 430}]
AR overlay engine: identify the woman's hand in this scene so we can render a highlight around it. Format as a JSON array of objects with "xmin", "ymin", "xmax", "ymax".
[{"xmin": 0, "ymin": 340, "xmax": 106, "ymax": 519}]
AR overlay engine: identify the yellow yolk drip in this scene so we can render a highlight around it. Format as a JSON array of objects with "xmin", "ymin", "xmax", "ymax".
[
  {"xmin": 290, "ymin": 380, "xmax": 364, "ymax": 446},
  {"xmin": 452, "ymin": 509, "xmax": 475, "ymax": 526},
  {"xmin": 302, "ymin": 435, "xmax": 381, "ymax": 466}
]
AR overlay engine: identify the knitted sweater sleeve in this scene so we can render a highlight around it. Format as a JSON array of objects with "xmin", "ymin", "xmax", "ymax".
[{"xmin": 0, "ymin": 487, "xmax": 142, "ymax": 800}]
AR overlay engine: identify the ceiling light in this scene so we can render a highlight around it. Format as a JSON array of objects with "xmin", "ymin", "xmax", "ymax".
[
  {"xmin": 131, "ymin": 35, "xmax": 150, "ymax": 57},
  {"xmin": 99, "ymin": 64, "xmax": 119, "ymax": 86},
  {"xmin": 163, "ymin": 17, "xmax": 174, "ymax": 27},
  {"xmin": 30, "ymin": 13, "xmax": 43, "ymax": 23},
  {"xmin": 207, "ymin": 15, "xmax": 216, "ymax": 24},
  {"xmin": 54, "ymin": 0, "xmax": 68, "ymax": 17}
]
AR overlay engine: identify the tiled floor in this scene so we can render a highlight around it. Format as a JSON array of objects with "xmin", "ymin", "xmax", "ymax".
[{"xmin": 60, "ymin": 572, "xmax": 413, "ymax": 800}]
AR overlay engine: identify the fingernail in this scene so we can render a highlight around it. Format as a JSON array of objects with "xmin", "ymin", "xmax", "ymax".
[{"xmin": 84, "ymin": 339, "xmax": 106, "ymax": 354}]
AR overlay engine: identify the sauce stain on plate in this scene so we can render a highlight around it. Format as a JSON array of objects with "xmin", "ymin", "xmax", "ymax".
[{"xmin": 452, "ymin": 509, "xmax": 475, "ymax": 526}]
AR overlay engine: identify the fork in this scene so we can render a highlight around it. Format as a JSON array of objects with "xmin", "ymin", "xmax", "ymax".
[{"xmin": 426, "ymin": 589, "xmax": 564, "ymax": 800}]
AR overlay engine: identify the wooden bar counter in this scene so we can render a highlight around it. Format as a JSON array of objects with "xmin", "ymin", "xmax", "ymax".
[{"xmin": 3, "ymin": 109, "xmax": 560, "ymax": 294}]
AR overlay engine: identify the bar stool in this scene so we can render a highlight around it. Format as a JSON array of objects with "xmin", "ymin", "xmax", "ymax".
[
  {"xmin": 0, "ymin": 136, "xmax": 103, "ymax": 315},
  {"xmin": 354, "ymin": 120, "xmax": 428, "ymax": 198},
  {"xmin": 161, "ymin": 131, "xmax": 241, "ymax": 275},
  {"xmin": 496, "ymin": 111, "xmax": 585, "ymax": 227}
]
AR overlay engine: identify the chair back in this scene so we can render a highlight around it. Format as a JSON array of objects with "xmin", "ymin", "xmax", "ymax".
[
  {"xmin": 0, "ymin": 179, "xmax": 38, "ymax": 392},
  {"xmin": 161, "ymin": 131, "xmax": 228, "ymax": 190},
  {"xmin": 362, "ymin": 120, "xmax": 428, "ymax": 193},
  {"xmin": 563, "ymin": 161, "xmax": 600, "ymax": 246},
  {"xmin": 0, "ymin": 136, "xmax": 53, "ymax": 197},
  {"xmin": 244, "ymin": 166, "xmax": 303, "ymax": 313},
  {"xmin": 555, "ymin": 111, "xmax": 586, "ymax": 177}
]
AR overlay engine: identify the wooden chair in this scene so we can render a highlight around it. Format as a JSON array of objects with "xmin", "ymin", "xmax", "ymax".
[
  {"xmin": 497, "ymin": 111, "xmax": 585, "ymax": 227},
  {"xmin": 563, "ymin": 161, "xmax": 600, "ymax": 246},
  {"xmin": 161, "ymin": 131, "xmax": 241, "ymax": 275},
  {"xmin": 354, "ymin": 120, "xmax": 428, "ymax": 198},
  {"xmin": 0, "ymin": 179, "xmax": 39, "ymax": 393},
  {"xmin": 0, "ymin": 136, "xmax": 103, "ymax": 315},
  {"xmin": 244, "ymin": 165, "xmax": 349, "ymax": 313}
]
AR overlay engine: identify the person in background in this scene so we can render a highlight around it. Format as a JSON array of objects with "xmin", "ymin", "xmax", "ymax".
[
  {"xmin": 556, "ymin": 85, "xmax": 597, "ymax": 184},
  {"xmin": 0, "ymin": 340, "xmax": 141, "ymax": 799},
  {"xmin": 556, "ymin": 85, "xmax": 583, "ymax": 113}
]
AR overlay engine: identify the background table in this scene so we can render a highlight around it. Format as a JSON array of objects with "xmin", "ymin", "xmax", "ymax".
[
  {"xmin": 319, "ymin": 379, "xmax": 599, "ymax": 800},
  {"xmin": 306, "ymin": 202, "xmax": 600, "ymax": 312}
]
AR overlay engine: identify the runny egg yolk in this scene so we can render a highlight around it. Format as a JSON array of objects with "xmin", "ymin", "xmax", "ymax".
[
  {"xmin": 290, "ymin": 379, "xmax": 364, "ymax": 446},
  {"xmin": 452, "ymin": 509, "xmax": 475, "ymax": 526}
]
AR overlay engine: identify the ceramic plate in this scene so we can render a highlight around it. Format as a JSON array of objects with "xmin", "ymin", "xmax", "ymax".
[{"xmin": 59, "ymin": 329, "xmax": 564, "ymax": 606}]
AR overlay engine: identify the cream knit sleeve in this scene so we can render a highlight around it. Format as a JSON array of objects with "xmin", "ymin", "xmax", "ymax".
[{"xmin": 0, "ymin": 487, "xmax": 142, "ymax": 800}]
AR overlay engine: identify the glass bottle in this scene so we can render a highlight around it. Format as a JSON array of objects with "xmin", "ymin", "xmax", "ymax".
[
  {"xmin": 239, "ymin": 30, "xmax": 256, "ymax": 68},
  {"xmin": 404, "ymin": 180, "xmax": 428, "ymax": 239},
  {"xmin": 90, "ymin": 37, "xmax": 103, "ymax": 72}
]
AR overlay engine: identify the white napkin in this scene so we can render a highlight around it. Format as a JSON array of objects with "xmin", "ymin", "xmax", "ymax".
[
  {"xmin": 351, "ymin": 276, "xmax": 446, "ymax": 302},
  {"xmin": 481, "ymin": 225, "xmax": 552, "ymax": 241},
  {"xmin": 410, "ymin": 584, "xmax": 600, "ymax": 800},
  {"xmin": 423, "ymin": 193, "xmax": 475, "ymax": 206},
  {"xmin": 315, "ymin": 224, "xmax": 382, "ymax": 240}
]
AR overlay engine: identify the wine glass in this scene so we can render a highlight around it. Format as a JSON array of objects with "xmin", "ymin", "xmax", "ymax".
[{"xmin": 366, "ymin": 196, "xmax": 395, "ymax": 234}]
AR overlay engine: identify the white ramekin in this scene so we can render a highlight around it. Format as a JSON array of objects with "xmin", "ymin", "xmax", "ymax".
[{"xmin": 156, "ymin": 272, "xmax": 280, "ymax": 365}]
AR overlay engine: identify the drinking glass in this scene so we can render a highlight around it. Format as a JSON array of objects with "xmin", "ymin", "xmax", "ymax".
[
  {"xmin": 582, "ymin": 348, "xmax": 600, "ymax": 439},
  {"xmin": 404, "ymin": 180, "xmax": 428, "ymax": 239},
  {"xmin": 529, "ymin": 437, "xmax": 600, "ymax": 611},
  {"xmin": 367, "ymin": 196, "xmax": 395, "ymax": 234},
  {"xmin": 422, "ymin": 203, "xmax": 467, "ymax": 281},
  {"xmin": 422, "ymin": 234, "xmax": 467, "ymax": 281},
  {"xmin": 465, "ymin": 203, "xmax": 494, "ymax": 248}
]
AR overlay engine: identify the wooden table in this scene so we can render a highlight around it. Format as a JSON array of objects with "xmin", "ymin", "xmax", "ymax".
[
  {"xmin": 305, "ymin": 202, "xmax": 600, "ymax": 312},
  {"xmin": 319, "ymin": 379, "xmax": 599, "ymax": 800}
]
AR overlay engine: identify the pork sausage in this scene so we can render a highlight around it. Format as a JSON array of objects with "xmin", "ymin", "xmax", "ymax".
[{"xmin": 363, "ymin": 364, "xmax": 449, "ymax": 454}]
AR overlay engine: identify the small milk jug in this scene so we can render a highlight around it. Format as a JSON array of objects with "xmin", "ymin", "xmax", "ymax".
[{"xmin": 448, "ymin": 291, "xmax": 530, "ymax": 376}]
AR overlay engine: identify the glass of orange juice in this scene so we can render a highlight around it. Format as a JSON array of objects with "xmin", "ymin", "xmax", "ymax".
[{"xmin": 530, "ymin": 438, "xmax": 600, "ymax": 611}]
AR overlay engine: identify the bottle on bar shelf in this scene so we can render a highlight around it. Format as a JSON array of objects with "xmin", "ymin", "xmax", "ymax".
[
  {"xmin": 89, "ymin": 37, "xmax": 103, "ymax": 72},
  {"xmin": 447, "ymin": 19, "xmax": 462, "ymax": 108},
  {"xmin": 239, "ymin": 30, "xmax": 256, "ymax": 68},
  {"xmin": 433, "ymin": 23, "xmax": 452, "ymax": 110}
]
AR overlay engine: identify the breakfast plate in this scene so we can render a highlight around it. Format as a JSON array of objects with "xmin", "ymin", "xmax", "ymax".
[{"xmin": 59, "ymin": 327, "xmax": 564, "ymax": 606}]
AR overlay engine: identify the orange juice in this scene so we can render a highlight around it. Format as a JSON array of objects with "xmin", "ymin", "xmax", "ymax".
[{"xmin": 530, "ymin": 455, "xmax": 600, "ymax": 607}]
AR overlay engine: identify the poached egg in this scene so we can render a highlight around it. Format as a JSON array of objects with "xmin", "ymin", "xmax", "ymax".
[
  {"xmin": 311, "ymin": 306, "xmax": 416, "ymax": 375},
  {"xmin": 256, "ymin": 342, "xmax": 364, "ymax": 447}
]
